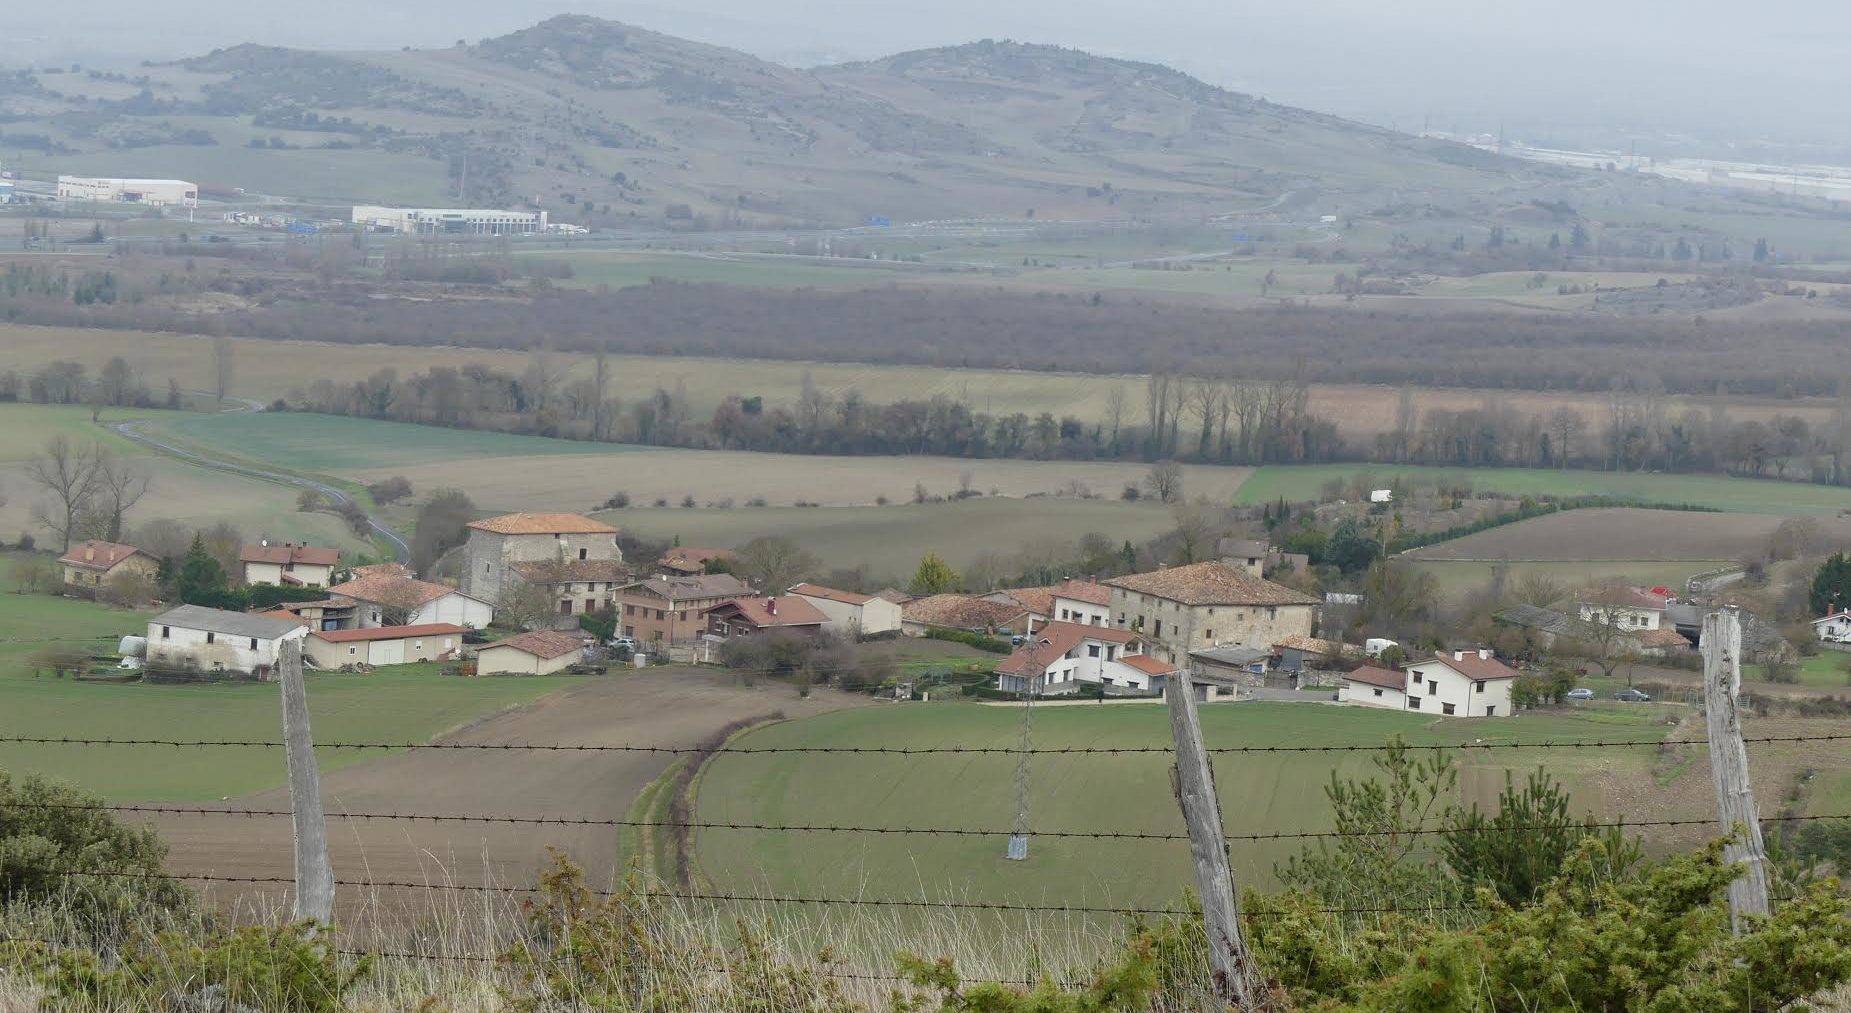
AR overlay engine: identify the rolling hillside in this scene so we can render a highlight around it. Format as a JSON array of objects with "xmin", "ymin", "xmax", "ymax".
[{"xmin": 0, "ymin": 15, "xmax": 1525, "ymax": 223}]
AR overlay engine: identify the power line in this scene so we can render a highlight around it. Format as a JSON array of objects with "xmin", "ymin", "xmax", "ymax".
[
  {"xmin": 18, "ymin": 800, "xmax": 1848, "ymax": 843},
  {"xmin": 0, "ymin": 732, "xmax": 1843, "ymax": 754}
]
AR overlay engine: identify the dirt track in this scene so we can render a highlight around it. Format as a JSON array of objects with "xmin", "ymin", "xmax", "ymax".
[{"xmin": 149, "ymin": 670, "xmax": 868, "ymax": 924}]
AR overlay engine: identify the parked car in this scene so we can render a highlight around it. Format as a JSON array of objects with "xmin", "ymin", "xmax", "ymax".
[
  {"xmin": 1566, "ymin": 687, "xmax": 1595, "ymax": 701},
  {"xmin": 608, "ymin": 636, "xmax": 638, "ymax": 650},
  {"xmin": 1614, "ymin": 688, "xmax": 1652, "ymax": 702}
]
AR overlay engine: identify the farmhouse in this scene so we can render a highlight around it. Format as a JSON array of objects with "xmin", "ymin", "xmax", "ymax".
[
  {"xmin": 704, "ymin": 596, "xmax": 829, "ymax": 640},
  {"xmin": 1049, "ymin": 578, "xmax": 1113, "ymax": 627},
  {"xmin": 1497, "ymin": 603, "xmax": 1691, "ymax": 658},
  {"xmin": 616, "ymin": 573, "xmax": 754, "ymax": 646},
  {"xmin": 304, "ymin": 623, "xmax": 466, "ymax": 668},
  {"xmin": 239, "ymin": 541, "xmax": 339, "ymax": 587},
  {"xmin": 461, "ymin": 512, "xmax": 622, "ymax": 607},
  {"xmin": 993, "ymin": 621, "xmax": 1176, "ymax": 695},
  {"xmin": 326, "ymin": 573, "xmax": 494, "ymax": 629},
  {"xmin": 1338, "ymin": 664, "xmax": 1409, "ymax": 708},
  {"xmin": 900, "ymin": 594, "xmax": 1034, "ymax": 638},
  {"xmin": 476, "ymin": 630, "xmax": 585, "ymax": 675},
  {"xmin": 1219, "ymin": 539, "xmax": 1269, "ymax": 578},
  {"xmin": 146, "ymin": 605, "xmax": 309, "ymax": 679},
  {"xmin": 655, "ymin": 546, "xmax": 734, "ymax": 577},
  {"xmin": 510, "ymin": 558, "xmax": 630, "ymax": 626},
  {"xmin": 1105, "ymin": 561, "xmax": 1318, "ymax": 664},
  {"xmin": 1577, "ymin": 586, "xmax": 1672, "ymax": 632},
  {"xmin": 58, "ymin": 540, "xmax": 159, "ymax": 592},
  {"xmin": 789, "ymin": 583, "xmax": 903, "ymax": 636},
  {"xmin": 1410, "ymin": 650, "xmax": 1517, "ymax": 717},
  {"xmin": 1815, "ymin": 608, "xmax": 1851, "ymax": 645}
]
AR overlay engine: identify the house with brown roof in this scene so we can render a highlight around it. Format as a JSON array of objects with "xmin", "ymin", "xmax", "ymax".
[
  {"xmin": 790, "ymin": 583, "xmax": 903, "ymax": 636},
  {"xmin": 1049, "ymin": 579, "xmax": 1113, "ymax": 627},
  {"xmin": 1106, "ymin": 561, "xmax": 1319, "ymax": 663},
  {"xmin": 993, "ymin": 621, "xmax": 1175, "ymax": 695},
  {"xmin": 461, "ymin": 512, "xmax": 623, "ymax": 611},
  {"xmin": 58, "ymin": 540, "xmax": 159, "ymax": 593},
  {"xmin": 305, "ymin": 623, "xmax": 466, "ymax": 668},
  {"xmin": 900, "ymin": 594, "xmax": 1035, "ymax": 638},
  {"xmin": 1340, "ymin": 649, "xmax": 1521, "ymax": 717},
  {"xmin": 984, "ymin": 586, "xmax": 1055, "ymax": 625},
  {"xmin": 326, "ymin": 573, "xmax": 494, "ymax": 630},
  {"xmin": 511, "ymin": 558, "xmax": 631, "ymax": 628},
  {"xmin": 615, "ymin": 573, "xmax": 754, "ymax": 646},
  {"xmin": 240, "ymin": 541, "xmax": 339, "ymax": 587},
  {"xmin": 655, "ymin": 546, "xmax": 735, "ymax": 577},
  {"xmin": 703, "ymin": 596, "xmax": 829, "ymax": 640},
  {"xmin": 263, "ymin": 596, "xmax": 359, "ymax": 632},
  {"xmin": 476, "ymin": 629, "xmax": 586, "ymax": 675}
]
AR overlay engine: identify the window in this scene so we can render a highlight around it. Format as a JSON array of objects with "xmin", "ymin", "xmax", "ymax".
[
  {"xmin": 655, "ymin": 609, "xmax": 665, "ymax": 620},
  {"xmin": 624, "ymin": 604, "xmax": 635, "ymax": 616},
  {"xmin": 1474, "ymin": 681, "xmax": 1486, "ymax": 693},
  {"xmin": 1443, "ymin": 703, "xmax": 1457, "ymax": 716},
  {"xmin": 1412, "ymin": 672, "xmax": 1422, "ymax": 684},
  {"xmin": 1205, "ymin": 629, "xmax": 1214, "ymax": 640},
  {"xmin": 205, "ymin": 632, "xmax": 215, "ymax": 644},
  {"xmin": 1268, "ymin": 607, "xmax": 1277, "ymax": 619},
  {"xmin": 1407, "ymin": 696, "xmax": 1421, "ymax": 709},
  {"xmin": 1372, "ymin": 688, "xmax": 1383, "ymax": 697},
  {"xmin": 1088, "ymin": 644, "xmax": 1101, "ymax": 658},
  {"xmin": 578, "ymin": 548, "xmax": 588, "ymax": 560},
  {"xmin": 484, "ymin": 563, "xmax": 490, "ymax": 574},
  {"xmin": 1485, "ymin": 705, "xmax": 1497, "ymax": 716},
  {"xmin": 249, "ymin": 638, "xmax": 258, "ymax": 650},
  {"xmin": 1154, "ymin": 619, "xmax": 1163, "ymax": 637},
  {"xmin": 1106, "ymin": 646, "xmax": 1117, "ymax": 660},
  {"xmin": 414, "ymin": 641, "xmax": 423, "ymax": 650},
  {"xmin": 349, "ymin": 646, "xmax": 357, "ymax": 656},
  {"xmin": 1208, "ymin": 608, "xmax": 1215, "ymax": 616},
  {"xmin": 559, "ymin": 601, "xmax": 573, "ymax": 615},
  {"xmin": 161, "ymin": 626, "xmax": 171, "ymax": 639}
]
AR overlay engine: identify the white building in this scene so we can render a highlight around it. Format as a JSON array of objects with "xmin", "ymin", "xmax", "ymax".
[
  {"xmin": 1048, "ymin": 578, "xmax": 1112, "ymax": 627},
  {"xmin": 1339, "ymin": 664, "xmax": 1408, "ymax": 708},
  {"xmin": 1577, "ymin": 587, "xmax": 1671, "ymax": 632},
  {"xmin": 1341, "ymin": 650, "xmax": 1519, "ymax": 717},
  {"xmin": 146, "ymin": 605, "xmax": 309, "ymax": 678},
  {"xmin": 1813, "ymin": 609, "xmax": 1851, "ymax": 645},
  {"xmin": 326, "ymin": 573, "xmax": 495, "ymax": 629},
  {"xmin": 788, "ymin": 583, "xmax": 903, "ymax": 636},
  {"xmin": 352, "ymin": 205, "xmax": 549, "ymax": 235},
  {"xmin": 240, "ymin": 542, "xmax": 339, "ymax": 588},
  {"xmin": 993, "ymin": 621, "xmax": 1177, "ymax": 695},
  {"xmin": 58, "ymin": 176, "xmax": 198, "ymax": 207},
  {"xmin": 304, "ymin": 623, "xmax": 467, "ymax": 669}
]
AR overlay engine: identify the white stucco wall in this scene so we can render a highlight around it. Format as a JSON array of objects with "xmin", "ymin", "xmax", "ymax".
[
  {"xmin": 146, "ymin": 621, "xmax": 308, "ymax": 674},
  {"xmin": 1405, "ymin": 659, "xmax": 1514, "ymax": 718}
]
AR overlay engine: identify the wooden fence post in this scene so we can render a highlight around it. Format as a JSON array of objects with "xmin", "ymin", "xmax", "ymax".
[
  {"xmin": 1167, "ymin": 665, "xmax": 1260, "ymax": 1010},
  {"xmin": 1700, "ymin": 607, "xmax": 1770, "ymax": 934},
  {"xmin": 278, "ymin": 638, "xmax": 334, "ymax": 923}
]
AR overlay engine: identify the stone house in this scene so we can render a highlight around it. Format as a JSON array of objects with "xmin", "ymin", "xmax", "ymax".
[
  {"xmin": 615, "ymin": 574, "xmax": 754, "ymax": 646},
  {"xmin": 461, "ymin": 512, "xmax": 623, "ymax": 606},
  {"xmin": 58, "ymin": 540, "xmax": 159, "ymax": 593},
  {"xmin": 789, "ymin": 583, "xmax": 903, "ymax": 636},
  {"xmin": 511, "ymin": 559, "xmax": 631, "ymax": 626},
  {"xmin": 239, "ymin": 541, "xmax": 339, "ymax": 587},
  {"xmin": 146, "ymin": 604, "xmax": 309, "ymax": 679},
  {"xmin": 1105, "ymin": 561, "xmax": 1319, "ymax": 664}
]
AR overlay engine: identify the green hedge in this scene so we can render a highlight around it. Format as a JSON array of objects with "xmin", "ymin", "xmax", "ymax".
[{"xmin": 924, "ymin": 628, "xmax": 1014, "ymax": 654}]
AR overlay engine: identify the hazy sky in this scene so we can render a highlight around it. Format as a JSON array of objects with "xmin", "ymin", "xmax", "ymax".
[{"xmin": 8, "ymin": 1, "xmax": 1849, "ymax": 154}]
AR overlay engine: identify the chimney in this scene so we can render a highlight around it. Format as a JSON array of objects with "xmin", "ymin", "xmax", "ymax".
[
  {"xmin": 85, "ymin": 545, "xmax": 95, "ymax": 562},
  {"xmin": 1478, "ymin": 648, "xmax": 1492, "ymax": 660},
  {"xmin": 766, "ymin": 598, "xmax": 777, "ymax": 616},
  {"xmin": 1453, "ymin": 649, "xmax": 1465, "ymax": 661}
]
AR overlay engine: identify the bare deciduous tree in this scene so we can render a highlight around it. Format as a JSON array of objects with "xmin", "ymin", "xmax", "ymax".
[
  {"xmin": 1170, "ymin": 500, "xmax": 1222, "ymax": 565},
  {"xmin": 1144, "ymin": 459, "xmax": 1184, "ymax": 504},
  {"xmin": 26, "ymin": 435, "xmax": 100, "ymax": 552},
  {"xmin": 734, "ymin": 536, "xmax": 818, "ymax": 593},
  {"xmin": 212, "ymin": 336, "xmax": 234, "ymax": 404},
  {"xmin": 91, "ymin": 451, "xmax": 151, "ymax": 543}
]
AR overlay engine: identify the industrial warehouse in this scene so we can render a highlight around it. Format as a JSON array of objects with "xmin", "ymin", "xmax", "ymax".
[
  {"xmin": 55, "ymin": 175, "xmax": 199, "ymax": 207},
  {"xmin": 351, "ymin": 205, "xmax": 549, "ymax": 235}
]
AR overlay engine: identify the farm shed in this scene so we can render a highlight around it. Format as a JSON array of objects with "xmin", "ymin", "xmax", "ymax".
[
  {"xmin": 476, "ymin": 630, "xmax": 587, "ymax": 675},
  {"xmin": 305, "ymin": 623, "xmax": 467, "ymax": 669},
  {"xmin": 146, "ymin": 605, "xmax": 309, "ymax": 679}
]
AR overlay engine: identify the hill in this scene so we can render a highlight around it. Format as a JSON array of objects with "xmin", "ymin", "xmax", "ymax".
[{"xmin": 0, "ymin": 15, "xmax": 1524, "ymax": 222}]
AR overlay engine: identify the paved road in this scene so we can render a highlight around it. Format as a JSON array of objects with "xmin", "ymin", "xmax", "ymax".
[{"xmin": 109, "ymin": 399, "xmax": 412, "ymax": 562}]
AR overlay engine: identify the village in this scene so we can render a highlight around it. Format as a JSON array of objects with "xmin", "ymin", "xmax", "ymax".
[{"xmin": 38, "ymin": 492, "xmax": 1818, "ymax": 714}]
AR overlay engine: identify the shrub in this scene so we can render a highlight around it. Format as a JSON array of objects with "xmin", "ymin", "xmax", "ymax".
[
  {"xmin": 16, "ymin": 531, "xmax": 36, "ymax": 551},
  {"xmin": 37, "ymin": 923, "xmax": 369, "ymax": 1012},
  {"xmin": 923, "ymin": 628, "xmax": 1013, "ymax": 653},
  {"xmin": 363, "ymin": 475, "xmax": 413, "ymax": 504},
  {"xmin": 601, "ymin": 491, "xmax": 631, "ymax": 509}
]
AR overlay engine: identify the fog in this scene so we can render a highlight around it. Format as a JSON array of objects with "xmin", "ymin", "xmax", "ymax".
[{"xmin": 7, "ymin": 0, "xmax": 1848, "ymax": 155}]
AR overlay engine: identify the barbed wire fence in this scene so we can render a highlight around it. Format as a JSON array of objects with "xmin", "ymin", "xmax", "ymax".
[{"xmin": 0, "ymin": 610, "xmax": 1841, "ymax": 997}]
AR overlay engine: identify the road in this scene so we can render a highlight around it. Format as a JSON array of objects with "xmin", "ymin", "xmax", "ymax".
[{"xmin": 109, "ymin": 398, "xmax": 412, "ymax": 562}]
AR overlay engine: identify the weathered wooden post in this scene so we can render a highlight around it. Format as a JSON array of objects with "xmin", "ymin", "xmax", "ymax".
[
  {"xmin": 1167, "ymin": 665, "xmax": 1260, "ymax": 1009},
  {"xmin": 1700, "ymin": 607, "xmax": 1770, "ymax": 933},
  {"xmin": 278, "ymin": 638, "xmax": 334, "ymax": 923}
]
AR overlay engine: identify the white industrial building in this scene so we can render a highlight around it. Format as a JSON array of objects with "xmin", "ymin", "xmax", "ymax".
[
  {"xmin": 57, "ymin": 176, "xmax": 198, "ymax": 207},
  {"xmin": 352, "ymin": 205, "xmax": 548, "ymax": 235}
]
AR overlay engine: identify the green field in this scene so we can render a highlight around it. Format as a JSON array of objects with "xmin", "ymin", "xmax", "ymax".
[
  {"xmin": 695, "ymin": 701, "xmax": 1671, "ymax": 908},
  {"xmin": 1234, "ymin": 463, "xmax": 1851, "ymax": 515},
  {"xmin": 148, "ymin": 411, "xmax": 653, "ymax": 472},
  {"xmin": 1408, "ymin": 560, "xmax": 1732, "ymax": 602},
  {"xmin": 0, "ymin": 403, "xmax": 163, "ymax": 461}
]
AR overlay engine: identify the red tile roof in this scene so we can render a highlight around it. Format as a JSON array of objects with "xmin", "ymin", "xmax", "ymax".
[
  {"xmin": 1107, "ymin": 562, "xmax": 1320, "ymax": 607},
  {"xmin": 657, "ymin": 547, "xmax": 734, "ymax": 573},
  {"xmin": 348, "ymin": 562, "xmax": 412, "ymax": 580},
  {"xmin": 481, "ymin": 629, "xmax": 586, "ymax": 660},
  {"xmin": 1425, "ymin": 652, "xmax": 1522, "ymax": 681},
  {"xmin": 1344, "ymin": 665, "xmax": 1407, "ymax": 691},
  {"xmin": 58, "ymin": 540, "xmax": 152, "ymax": 571},
  {"xmin": 1273, "ymin": 635, "xmax": 1354, "ymax": 657},
  {"xmin": 622, "ymin": 574, "xmax": 754, "ymax": 603},
  {"xmin": 901, "ymin": 594, "xmax": 1030, "ymax": 631},
  {"xmin": 706, "ymin": 596, "xmax": 829, "ymax": 628},
  {"xmin": 1634, "ymin": 628, "xmax": 1692, "ymax": 650},
  {"xmin": 991, "ymin": 586, "xmax": 1056, "ymax": 617},
  {"xmin": 309, "ymin": 623, "xmax": 468, "ymax": 644},
  {"xmin": 1051, "ymin": 579, "xmax": 1113, "ymax": 606},
  {"xmin": 1121, "ymin": 654, "xmax": 1178, "ymax": 676},
  {"xmin": 466, "ymin": 512, "xmax": 618, "ymax": 536},
  {"xmin": 791, "ymin": 582, "xmax": 877, "ymax": 606},
  {"xmin": 239, "ymin": 543, "xmax": 339, "ymax": 566},
  {"xmin": 1579, "ymin": 586, "xmax": 1672, "ymax": 610},
  {"xmin": 327, "ymin": 574, "xmax": 463, "ymax": 609}
]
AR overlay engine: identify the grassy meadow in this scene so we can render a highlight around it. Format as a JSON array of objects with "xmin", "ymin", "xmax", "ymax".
[
  {"xmin": 694, "ymin": 700, "xmax": 1687, "ymax": 909},
  {"xmin": 1407, "ymin": 559, "xmax": 1733, "ymax": 602}
]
